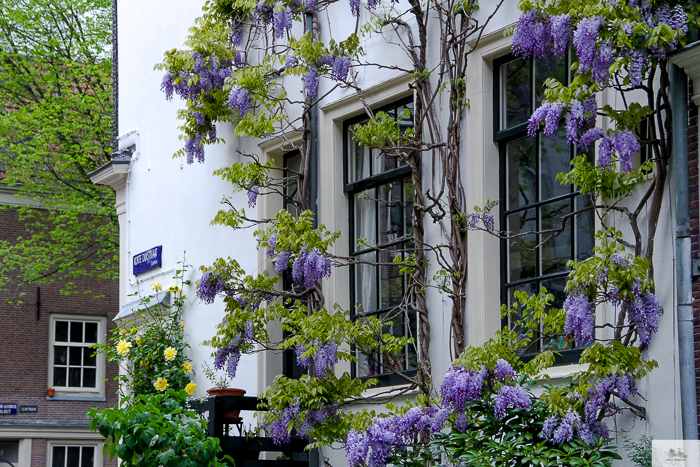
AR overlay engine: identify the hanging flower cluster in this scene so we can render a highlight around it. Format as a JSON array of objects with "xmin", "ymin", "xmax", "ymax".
[{"xmin": 295, "ymin": 340, "xmax": 338, "ymax": 377}]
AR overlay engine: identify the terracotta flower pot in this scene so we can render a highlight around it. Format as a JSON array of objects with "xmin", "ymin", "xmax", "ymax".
[
  {"xmin": 207, "ymin": 388, "xmax": 246, "ymax": 420},
  {"xmin": 48, "ymin": 388, "xmax": 55, "ymax": 397}
]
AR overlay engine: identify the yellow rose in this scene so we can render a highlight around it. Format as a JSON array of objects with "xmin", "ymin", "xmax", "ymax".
[
  {"xmin": 185, "ymin": 382, "xmax": 197, "ymax": 395},
  {"xmin": 180, "ymin": 322, "xmax": 185, "ymax": 328},
  {"xmin": 164, "ymin": 346, "xmax": 177, "ymax": 362},
  {"xmin": 154, "ymin": 377, "xmax": 168, "ymax": 391},
  {"xmin": 182, "ymin": 362, "xmax": 193, "ymax": 374},
  {"xmin": 140, "ymin": 359, "xmax": 148, "ymax": 366},
  {"xmin": 150, "ymin": 281, "xmax": 163, "ymax": 292},
  {"xmin": 120, "ymin": 329, "xmax": 127, "ymax": 335},
  {"xmin": 169, "ymin": 285, "xmax": 182, "ymax": 294},
  {"xmin": 116, "ymin": 340, "xmax": 132, "ymax": 356},
  {"xmin": 141, "ymin": 313, "xmax": 146, "ymax": 318}
]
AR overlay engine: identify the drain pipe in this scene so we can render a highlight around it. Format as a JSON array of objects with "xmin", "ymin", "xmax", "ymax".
[
  {"xmin": 305, "ymin": 12, "xmax": 319, "ymax": 228},
  {"xmin": 670, "ymin": 61, "xmax": 698, "ymax": 441}
]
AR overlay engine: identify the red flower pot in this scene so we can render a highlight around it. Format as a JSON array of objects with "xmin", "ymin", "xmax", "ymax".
[{"xmin": 207, "ymin": 388, "xmax": 246, "ymax": 420}]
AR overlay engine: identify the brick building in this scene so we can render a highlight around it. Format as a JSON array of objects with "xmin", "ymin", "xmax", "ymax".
[{"xmin": 0, "ymin": 183, "xmax": 119, "ymax": 467}]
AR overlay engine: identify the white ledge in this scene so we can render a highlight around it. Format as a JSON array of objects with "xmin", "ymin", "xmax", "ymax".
[{"xmin": 670, "ymin": 41, "xmax": 700, "ymax": 106}]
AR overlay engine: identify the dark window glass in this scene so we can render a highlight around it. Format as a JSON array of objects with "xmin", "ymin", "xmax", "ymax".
[
  {"xmin": 66, "ymin": 447, "xmax": 80, "ymax": 467},
  {"xmin": 53, "ymin": 367, "xmax": 67, "ymax": 387},
  {"xmin": 84, "ymin": 323, "xmax": 98, "ymax": 343},
  {"xmin": 69, "ymin": 322, "xmax": 83, "ymax": 343},
  {"xmin": 54, "ymin": 346, "xmax": 68, "ymax": 365},
  {"xmin": 69, "ymin": 368, "xmax": 82, "ymax": 387},
  {"xmin": 81, "ymin": 447, "xmax": 94, "ymax": 467},
  {"xmin": 69, "ymin": 347, "xmax": 82, "ymax": 366},
  {"xmin": 496, "ymin": 53, "xmax": 594, "ymax": 356},
  {"xmin": 83, "ymin": 369, "xmax": 96, "ymax": 388},
  {"xmin": 83, "ymin": 350, "xmax": 96, "ymax": 367},
  {"xmin": 345, "ymin": 98, "xmax": 416, "ymax": 384},
  {"xmin": 55, "ymin": 321, "xmax": 69, "ymax": 342},
  {"xmin": 52, "ymin": 447, "xmax": 66, "ymax": 467}
]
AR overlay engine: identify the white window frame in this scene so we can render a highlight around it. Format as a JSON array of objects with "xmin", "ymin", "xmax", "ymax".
[
  {"xmin": 48, "ymin": 314, "xmax": 107, "ymax": 398},
  {"xmin": 46, "ymin": 441, "xmax": 103, "ymax": 467}
]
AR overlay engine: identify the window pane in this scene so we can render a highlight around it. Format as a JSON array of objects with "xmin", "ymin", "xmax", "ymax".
[
  {"xmin": 81, "ymin": 447, "xmax": 95, "ymax": 467},
  {"xmin": 575, "ymin": 195, "xmax": 595, "ymax": 262},
  {"xmin": 54, "ymin": 367, "xmax": 67, "ymax": 387},
  {"xmin": 67, "ymin": 447, "xmax": 80, "ymax": 467},
  {"xmin": 506, "ymin": 137, "xmax": 537, "ymax": 210},
  {"xmin": 69, "ymin": 368, "xmax": 81, "ymax": 387},
  {"xmin": 357, "ymin": 348, "xmax": 380, "ymax": 378},
  {"xmin": 52, "ymin": 447, "xmax": 66, "ymax": 467},
  {"xmin": 382, "ymin": 310, "xmax": 406, "ymax": 373},
  {"xmin": 54, "ymin": 346, "xmax": 68, "ymax": 365},
  {"xmin": 378, "ymin": 182, "xmax": 402, "ymax": 246},
  {"xmin": 70, "ymin": 322, "xmax": 83, "ymax": 343},
  {"xmin": 349, "ymin": 131, "xmax": 371, "ymax": 183},
  {"xmin": 540, "ymin": 133, "xmax": 571, "ymax": 200},
  {"xmin": 284, "ymin": 153, "xmax": 301, "ymax": 215},
  {"xmin": 379, "ymin": 246, "xmax": 403, "ymax": 309},
  {"xmin": 354, "ymin": 189, "xmax": 376, "ymax": 250},
  {"xmin": 0, "ymin": 441, "xmax": 19, "ymax": 463},
  {"xmin": 540, "ymin": 200, "xmax": 572, "ymax": 275},
  {"xmin": 55, "ymin": 321, "xmax": 69, "ymax": 342},
  {"xmin": 83, "ymin": 349, "xmax": 96, "ymax": 367},
  {"xmin": 406, "ymin": 307, "xmax": 418, "ymax": 370},
  {"xmin": 84, "ymin": 323, "xmax": 98, "ymax": 344},
  {"xmin": 501, "ymin": 57, "xmax": 531, "ymax": 130},
  {"xmin": 535, "ymin": 55, "xmax": 566, "ymax": 108},
  {"xmin": 83, "ymin": 369, "xmax": 96, "ymax": 388},
  {"xmin": 540, "ymin": 277, "xmax": 573, "ymax": 351},
  {"xmin": 354, "ymin": 252, "xmax": 377, "ymax": 314},
  {"xmin": 403, "ymin": 178, "xmax": 414, "ymax": 236},
  {"xmin": 508, "ymin": 209, "xmax": 537, "ymax": 281},
  {"xmin": 69, "ymin": 347, "xmax": 82, "ymax": 366}
]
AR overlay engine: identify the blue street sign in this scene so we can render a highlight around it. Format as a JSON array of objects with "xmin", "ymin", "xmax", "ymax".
[
  {"xmin": 133, "ymin": 246, "xmax": 163, "ymax": 275},
  {"xmin": 0, "ymin": 403, "xmax": 17, "ymax": 415}
]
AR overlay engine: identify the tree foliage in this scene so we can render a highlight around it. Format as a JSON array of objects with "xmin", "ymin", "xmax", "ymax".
[{"xmin": 0, "ymin": 0, "xmax": 116, "ymax": 298}]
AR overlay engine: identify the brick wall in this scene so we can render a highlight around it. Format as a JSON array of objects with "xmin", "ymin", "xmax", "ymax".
[{"xmin": 0, "ymin": 206, "xmax": 119, "ymax": 467}]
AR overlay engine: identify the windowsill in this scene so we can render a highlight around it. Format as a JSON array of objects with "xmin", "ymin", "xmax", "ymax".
[
  {"xmin": 536, "ymin": 362, "xmax": 589, "ymax": 382},
  {"xmin": 47, "ymin": 395, "xmax": 106, "ymax": 402}
]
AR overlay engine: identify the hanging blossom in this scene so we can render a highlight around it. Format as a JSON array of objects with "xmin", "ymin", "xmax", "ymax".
[
  {"xmin": 527, "ymin": 102, "xmax": 565, "ymax": 137},
  {"xmin": 493, "ymin": 358, "xmax": 515, "ymax": 382},
  {"xmin": 512, "ymin": 9, "xmax": 552, "ymax": 59},
  {"xmin": 542, "ymin": 410, "xmax": 610, "ymax": 445},
  {"xmin": 227, "ymin": 85, "xmax": 251, "ymax": 116},
  {"xmin": 493, "ymin": 384, "xmax": 532, "ymax": 419},
  {"xmin": 597, "ymin": 130, "xmax": 640, "ymax": 173},
  {"xmin": 628, "ymin": 292, "xmax": 662, "ymax": 345},
  {"xmin": 273, "ymin": 2, "xmax": 293, "ymax": 39},
  {"xmin": 573, "ymin": 16, "xmax": 603, "ymax": 74},
  {"xmin": 266, "ymin": 234, "xmax": 277, "ymax": 257},
  {"xmin": 214, "ymin": 336, "xmax": 242, "ymax": 378},
  {"xmin": 550, "ymin": 14, "xmax": 572, "ymax": 58},
  {"xmin": 440, "ymin": 366, "xmax": 486, "ymax": 411},
  {"xmin": 584, "ymin": 373, "xmax": 637, "ymax": 426},
  {"xmin": 275, "ymin": 249, "xmax": 291, "ymax": 274},
  {"xmin": 295, "ymin": 339, "xmax": 338, "ymax": 377},
  {"xmin": 284, "ymin": 55, "xmax": 298, "ymax": 70},
  {"xmin": 266, "ymin": 400, "xmax": 300, "ymax": 445},
  {"xmin": 304, "ymin": 66, "xmax": 319, "ymax": 99},
  {"xmin": 345, "ymin": 407, "xmax": 436, "ymax": 467},
  {"xmin": 564, "ymin": 97, "xmax": 597, "ymax": 145},
  {"xmin": 329, "ymin": 56, "xmax": 351, "ymax": 81},
  {"xmin": 185, "ymin": 134, "xmax": 205, "ymax": 164},
  {"xmin": 292, "ymin": 247, "xmax": 332, "ymax": 288},
  {"xmin": 247, "ymin": 182, "xmax": 259, "ymax": 208},
  {"xmin": 299, "ymin": 404, "xmax": 339, "ymax": 438},
  {"xmin": 197, "ymin": 271, "xmax": 227, "ymax": 304},
  {"xmin": 468, "ymin": 202, "xmax": 496, "ymax": 232},
  {"xmin": 563, "ymin": 294, "xmax": 595, "ymax": 346},
  {"xmin": 231, "ymin": 22, "xmax": 243, "ymax": 47}
]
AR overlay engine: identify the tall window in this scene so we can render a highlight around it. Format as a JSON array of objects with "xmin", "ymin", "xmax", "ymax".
[
  {"xmin": 49, "ymin": 316, "xmax": 104, "ymax": 392},
  {"xmin": 345, "ymin": 97, "xmax": 417, "ymax": 384},
  {"xmin": 51, "ymin": 445, "xmax": 95, "ymax": 467},
  {"xmin": 494, "ymin": 53, "xmax": 595, "ymax": 360}
]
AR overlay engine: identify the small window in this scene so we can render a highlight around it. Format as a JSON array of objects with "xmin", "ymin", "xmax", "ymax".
[
  {"xmin": 494, "ymin": 53, "xmax": 594, "ymax": 361},
  {"xmin": 51, "ymin": 446, "xmax": 95, "ymax": 467},
  {"xmin": 49, "ymin": 315, "xmax": 106, "ymax": 396},
  {"xmin": 0, "ymin": 440, "xmax": 19, "ymax": 467},
  {"xmin": 344, "ymin": 97, "xmax": 417, "ymax": 385}
]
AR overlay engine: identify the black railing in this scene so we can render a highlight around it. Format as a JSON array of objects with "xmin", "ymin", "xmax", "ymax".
[{"xmin": 190, "ymin": 395, "xmax": 310, "ymax": 467}]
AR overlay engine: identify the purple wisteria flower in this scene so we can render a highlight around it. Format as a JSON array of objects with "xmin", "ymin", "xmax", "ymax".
[
  {"xmin": 512, "ymin": 9, "xmax": 551, "ymax": 59},
  {"xmin": 628, "ymin": 292, "xmax": 662, "ymax": 345},
  {"xmin": 247, "ymin": 183, "xmax": 259, "ymax": 208},
  {"xmin": 214, "ymin": 336, "xmax": 244, "ymax": 378},
  {"xmin": 552, "ymin": 410, "xmax": 580, "ymax": 443},
  {"xmin": 208, "ymin": 126, "xmax": 217, "ymax": 143},
  {"xmin": 541, "ymin": 415, "xmax": 559, "ymax": 439},
  {"xmin": 161, "ymin": 73, "xmax": 174, "ymax": 100},
  {"xmin": 551, "ymin": 14, "xmax": 572, "ymax": 58},
  {"xmin": 275, "ymin": 250, "xmax": 291, "ymax": 274},
  {"xmin": 284, "ymin": 55, "xmax": 298, "ymax": 70},
  {"xmin": 273, "ymin": 2, "xmax": 293, "ymax": 39},
  {"xmin": 579, "ymin": 127, "xmax": 604, "ymax": 149},
  {"xmin": 349, "ymin": 0, "xmax": 360, "ymax": 16},
  {"xmin": 528, "ymin": 103, "xmax": 564, "ymax": 137},
  {"xmin": 493, "ymin": 384, "xmax": 531, "ymax": 419},
  {"xmin": 630, "ymin": 49, "xmax": 649, "ymax": 87},
  {"xmin": 267, "ymin": 401, "xmax": 300, "ymax": 445},
  {"xmin": 330, "ymin": 56, "xmax": 351, "ymax": 81},
  {"xmin": 244, "ymin": 321, "xmax": 254, "ymax": 340},
  {"xmin": 563, "ymin": 294, "xmax": 595, "ymax": 346},
  {"xmin": 584, "ymin": 373, "xmax": 637, "ymax": 424},
  {"xmin": 304, "ymin": 66, "xmax": 319, "ymax": 99},
  {"xmin": 197, "ymin": 271, "xmax": 227, "ymax": 304},
  {"xmin": 295, "ymin": 340, "xmax": 338, "ymax": 377},
  {"xmin": 346, "ymin": 429, "xmax": 369, "ymax": 467},
  {"xmin": 232, "ymin": 23, "xmax": 243, "ymax": 47},
  {"xmin": 295, "ymin": 342, "xmax": 313, "ymax": 368},
  {"xmin": 494, "ymin": 358, "xmax": 515, "ymax": 382},
  {"xmin": 292, "ymin": 247, "xmax": 332, "ymax": 288},
  {"xmin": 431, "ymin": 408, "xmax": 450, "ymax": 432},
  {"xmin": 266, "ymin": 234, "xmax": 277, "ymax": 256},
  {"xmin": 597, "ymin": 130, "xmax": 640, "ymax": 173},
  {"xmin": 185, "ymin": 134, "xmax": 205, "ymax": 164},
  {"xmin": 440, "ymin": 366, "xmax": 486, "ymax": 410},
  {"xmin": 227, "ymin": 85, "xmax": 251, "ymax": 116},
  {"xmin": 573, "ymin": 16, "xmax": 603, "ymax": 74},
  {"xmin": 610, "ymin": 253, "xmax": 630, "ymax": 267}
]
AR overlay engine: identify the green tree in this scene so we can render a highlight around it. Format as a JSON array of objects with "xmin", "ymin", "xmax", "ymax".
[{"xmin": 0, "ymin": 0, "xmax": 116, "ymax": 299}]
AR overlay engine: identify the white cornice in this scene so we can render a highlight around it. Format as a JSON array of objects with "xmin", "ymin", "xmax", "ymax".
[
  {"xmin": 0, "ymin": 183, "xmax": 40, "ymax": 207},
  {"xmin": 670, "ymin": 41, "xmax": 700, "ymax": 106},
  {"xmin": 0, "ymin": 424, "xmax": 104, "ymax": 439},
  {"xmin": 88, "ymin": 160, "xmax": 130, "ymax": 190}
]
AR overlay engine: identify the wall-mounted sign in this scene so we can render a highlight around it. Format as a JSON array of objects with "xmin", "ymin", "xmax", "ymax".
[
  {"xmin": 133, "ymin": 246, "xmax": 162, "ymax": 275},
  {"xmin": 19, "ymin": 406, "xmax": 37, "ymax": 413},
  {"xmin": 0, "ymin": 404, "xmax": 17, "ymax": 415}
]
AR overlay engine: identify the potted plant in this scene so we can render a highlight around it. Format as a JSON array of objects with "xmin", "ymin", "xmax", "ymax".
[{"xmin": 203, "ymin": 362, "xmax": 246, "ymax": 419}]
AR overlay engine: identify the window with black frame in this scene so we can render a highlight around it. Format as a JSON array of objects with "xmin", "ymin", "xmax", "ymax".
[
  {"xmin": 494, "ymin": 53, "xmax": 595, "ymax": 361},
  {"xmin": 345, "ymin": 97, "xmax": 417, "ymax": 385}
]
